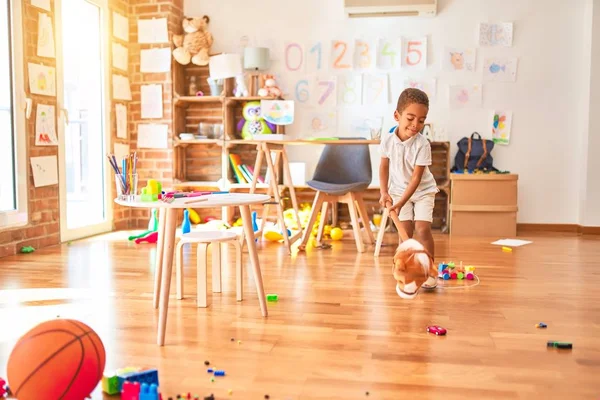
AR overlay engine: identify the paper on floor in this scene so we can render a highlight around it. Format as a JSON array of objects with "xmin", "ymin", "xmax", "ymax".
[{"xmin": 491, "ymin": 239, "xmax": 532, "ymax": 247}]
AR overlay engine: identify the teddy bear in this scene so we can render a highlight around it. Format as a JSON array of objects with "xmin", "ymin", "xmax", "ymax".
[
  {"xmin": 258, "ymin": 74, "xmax": 282, "ymax": 98},
  {"xmin": 234, "ymin": 75, "xmax": 249, "ymax": 97},
  {"xmin": 172, "ymin": 16, "xmax": 214, "ymax": 66}
]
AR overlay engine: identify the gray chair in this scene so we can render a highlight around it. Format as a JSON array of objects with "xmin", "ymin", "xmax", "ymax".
[{"xmin": 298, "ymin": 138, "xmax": 375, "ymax": 253}]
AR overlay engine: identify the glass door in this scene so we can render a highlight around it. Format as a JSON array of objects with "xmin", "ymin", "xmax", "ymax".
[{"xmin": 56, "ymin": 0, "xmax": 112, "ymax": 241}]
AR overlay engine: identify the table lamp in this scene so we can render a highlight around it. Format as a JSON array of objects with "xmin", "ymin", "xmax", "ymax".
[
  {"xmin": 208, "ymin": 54, "xmax": 243, "ymax": 95},
  {"xmin": 243, "ymin": 47, "xmax": 270, "ymax": 96}
]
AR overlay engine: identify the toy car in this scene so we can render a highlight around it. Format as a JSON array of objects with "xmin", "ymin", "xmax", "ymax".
[{"xmin": 427, "ymin": 325, "xmax": 447, "ymax": 335}]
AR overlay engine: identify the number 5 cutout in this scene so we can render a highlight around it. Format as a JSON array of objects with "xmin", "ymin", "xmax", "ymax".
[{"xmin": 402, "ymin": 37, "xmax": 427, "ymax": 70}]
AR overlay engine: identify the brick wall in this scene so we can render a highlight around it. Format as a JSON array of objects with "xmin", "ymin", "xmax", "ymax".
[
  {"xmin": 110, "ymin": 0, "xmax": 132, "ymax": 231},
  {"xmin": 128, "ymin": 0, "xmax": 183, "ymax": 229}
]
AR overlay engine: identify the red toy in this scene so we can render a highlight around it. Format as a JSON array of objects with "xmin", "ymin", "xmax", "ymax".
[
  {"xmin": 427, "ymin": 325, "xmax": 447, "ymax": 336},
  {"xmin": 0, "ymin": 377, "xmax": 7, "ymax": 397},
  {"xmin": 122, "ymin": 381, "xmax": 141, "ymax": 400},
  {"xmin": 135, "ymin": 231, "xmax": 158, "ymax": 244}
]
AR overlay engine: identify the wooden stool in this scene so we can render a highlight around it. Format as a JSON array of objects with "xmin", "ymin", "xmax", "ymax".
[
  {"xmin": 175, "ymin": 231, "xmax": 242, "ymax": 307},
  {"xmin": 374, "ymin": 207, "xmax": 390, "ymax": 257},
  {"xmin": 247, "ymin": 141, "xmax": 303, "ymax": 254}
]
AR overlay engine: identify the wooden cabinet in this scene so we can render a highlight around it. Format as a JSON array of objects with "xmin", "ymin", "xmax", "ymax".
[{"xmin": 449, "ymin": 173, "xmax": 518, "ymax": 237}]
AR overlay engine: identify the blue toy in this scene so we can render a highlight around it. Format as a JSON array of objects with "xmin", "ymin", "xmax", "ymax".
[
  {"xmin": 139, "ymin": 383, "xmax": 159, "ymax": 400},
  {"xmin": 182, "ymin": 209, "xmax": 191, "ymax": 234},
  {"xmin": 117, "ymin": 369, "xmax": 159, "ymax": 392}
]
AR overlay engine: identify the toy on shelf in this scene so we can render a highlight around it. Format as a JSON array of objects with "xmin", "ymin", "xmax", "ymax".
[
  {"xmin": 437, "ymin": 262, "xmax": 475, "ymax": 280},
  {"xmin": 237, "ymin": 101, "xmax": 275, "ymax": 139},
  {"xmin": 141, "ymin": 180, "xmax": 162, "ymax": 202},
  {"xmin": 258, "ymin": 74, "xmax": 282, "ymax": 98},
  {"xmin": 234, "ymin": 75, "xmax": 249, "ymax": 97},
  {"xmin": 20, "ymin": 246, "xmax": 35, "ymax": 253},
  {"xmin": 172, "ymin": 16, "xmax": 213, "ymax": 66}
]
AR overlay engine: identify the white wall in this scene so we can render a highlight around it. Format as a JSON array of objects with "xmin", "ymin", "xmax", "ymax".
[
  {"xmin": 185, "ymin": 0, "xmax": 591, "ymax": 224},
  {"xmin": 582, "ymin": 0, "xmax": 600, "ymax": 227}
]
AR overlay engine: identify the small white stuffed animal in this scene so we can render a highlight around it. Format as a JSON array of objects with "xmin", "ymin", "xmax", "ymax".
[{"xmin": 234, "ymin": 75, "xmax": 249, "ymax": 97}]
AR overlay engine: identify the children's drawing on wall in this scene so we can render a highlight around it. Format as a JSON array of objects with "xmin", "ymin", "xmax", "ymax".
[
  {"xmin": 261, "ymin": 100, "xmax": 294, "ymax": 125},
  {"xmin": 28, "ymin": 63, "xmax": 56, "ymax": 96},
  {"xmin": 443, "ymin": 48, "xmax": 476, "ymax": 72},
  {"xmin": 492, "ymin": 110, "xmax": 512, "ymax": 145},
  {"xmin": 449, "ymin": 84, "xmax": 482, "ymax": 109},
  {"xmin": 37, "ymin": 12, "xmax": 55, "ymax": 58},
  {"xmin": 35, "ymin": 104, "xmax": 58, "ymax": 146},
  {"xmin": 484, "ymin": 58, "xmax": 518, "ymax": 82},
  {"xmin": 350, "ymin": 117, "xmax": 383, "ymax": 140},
  {"xmin": 479, "ymin": 22, "xmax": 513, "ymax": 47},
  {"xmin": 404, "ymin": 78, "xmax": 436, "ymax": 101},
  {"xmin": 304, "ymin": 110, "xmax": 337, "ymax": 137}
]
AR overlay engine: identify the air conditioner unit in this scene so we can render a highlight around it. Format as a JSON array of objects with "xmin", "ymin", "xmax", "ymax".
[{"xmin": 344, "ymin": 0, "xmax": 437, "ymax": 18}]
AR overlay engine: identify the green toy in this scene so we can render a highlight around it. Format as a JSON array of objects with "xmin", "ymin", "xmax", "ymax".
[
  {"xmin": 141, "ymin": 179, "xmax": 162, "ymax": 202},
  {"xmin": 237, "ymin": 101, "xmax": 276, "ymax": 139},
  {"xmin": 266, "ymin": 294, "xmax": 278, "ymax": 302},
  {"xmin": 128, "ymin": 209, "xmax": 158, "ymax": 241},
  {"xmin": 20, "ymin": 246, "xmax": 35, "ymax": 253}
]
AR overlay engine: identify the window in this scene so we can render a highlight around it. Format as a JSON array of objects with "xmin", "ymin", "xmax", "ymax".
[{"xmin": 0, "ymin": 0, "xmax": 27, "ymax": 227}]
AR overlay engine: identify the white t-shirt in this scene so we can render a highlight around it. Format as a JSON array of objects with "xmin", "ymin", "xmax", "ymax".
[{"xmin": 380, "ymin": 128, "xmax": 438, "ymax": 199}]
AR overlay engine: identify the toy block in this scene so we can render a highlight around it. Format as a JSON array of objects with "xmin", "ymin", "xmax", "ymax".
[
  {"xmin": 102, "ymin": 374, "xmax": 120, "ymax": 395},
  {"xmin": 0, "ymin": 377, "xmax": 7, "ymax": 397},
  {"xmin": 140, "ymin": 383, "xmax": 159, "ymax": 400},
  {"xmin": 121, "ymin": 381, "xmax": 140, "ymax": 400},
  {"xmin": 118, "ymin": 369, "xmax": 159, "ymax": 391},
  {"xmin": 141, "ymin": 179, "xmax": 162, "ymax": 202}
]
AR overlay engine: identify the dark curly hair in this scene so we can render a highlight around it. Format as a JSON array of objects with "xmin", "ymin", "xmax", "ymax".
[{"xmin": 396, "ymin": 88, "xmax": 429, "ymax": 113}]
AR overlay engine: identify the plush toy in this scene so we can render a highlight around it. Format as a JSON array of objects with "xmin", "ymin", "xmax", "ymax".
[
  {"xmin": 236, "ymin": 101, "xmax": 276, "ymax": 139},
  {"xmin": 234, "ymin": 75, "xmax": 249, "ymax": 97},
  {"xmin": 172, "ymin": 16, "xmax": 214, "ymax": 66},
  {"xmin": 258, "ymin": 74, "xmax": 282, "ymax": 98}
]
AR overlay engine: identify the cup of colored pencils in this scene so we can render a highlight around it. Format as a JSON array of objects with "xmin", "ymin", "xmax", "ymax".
[{"xmin": 107, "ymin": 152, "xmax": 138, "ymax": 201}]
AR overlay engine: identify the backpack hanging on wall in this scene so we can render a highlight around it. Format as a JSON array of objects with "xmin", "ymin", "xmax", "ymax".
[{"xmin": 452, "ymin": 132, "xmax": 497, "ymax": 172}]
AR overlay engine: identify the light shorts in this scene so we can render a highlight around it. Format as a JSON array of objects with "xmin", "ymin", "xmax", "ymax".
[{"xmin": 391, "ymin": 193, "xmax": 436, "ymax": 222}]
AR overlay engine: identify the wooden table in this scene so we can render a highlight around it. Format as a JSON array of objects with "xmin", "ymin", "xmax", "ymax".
[
  {"xmin": 230, "ymin": 138, "xmax": 381, "ymax": 254},
  {"xmin": 116, "ymin": 193, "xmax": 270, "ymax": 346}
]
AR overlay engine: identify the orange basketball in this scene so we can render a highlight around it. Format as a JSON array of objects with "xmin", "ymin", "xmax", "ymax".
[{"xmin": 7, "ymin": 318, "xmax": 106, "ymax": 400}]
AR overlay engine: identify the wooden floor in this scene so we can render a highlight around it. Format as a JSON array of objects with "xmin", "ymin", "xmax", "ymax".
[{"xmin": 0, "ymin": 230, "xmax": 599, "ymax": 399}]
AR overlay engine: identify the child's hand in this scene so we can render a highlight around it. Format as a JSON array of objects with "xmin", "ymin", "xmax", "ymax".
[
  {"xmin": 389, "ymin": 200, "xmax": 406, "ymax": 213},
  {"xmin": 379, "ymin": 192, "xmax": 392, "ymax": 207}
]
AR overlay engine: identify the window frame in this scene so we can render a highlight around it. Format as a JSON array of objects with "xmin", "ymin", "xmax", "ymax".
[{"xmin": 0, "ymin": 0, "xmax": 28, "ymax": 228}]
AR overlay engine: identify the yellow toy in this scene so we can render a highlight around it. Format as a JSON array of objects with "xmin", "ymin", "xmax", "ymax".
[
  {"xmin": 330, "ymin": 227, "xmax": 343, "ymax": 241},
  {"xmin": 187, "ymin": 208, "xmax": 200, "ymax": 224}
]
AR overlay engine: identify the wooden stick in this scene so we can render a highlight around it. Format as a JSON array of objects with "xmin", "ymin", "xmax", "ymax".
[
  {"xmin": 185, "ymin": 198, "xmax": 209, "ymax": 204},
  {"xmin": 385, "ymin": 201, "xmax": 410, "ymax": 242}
]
